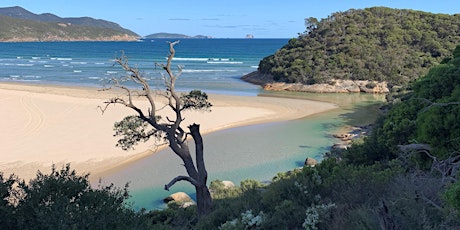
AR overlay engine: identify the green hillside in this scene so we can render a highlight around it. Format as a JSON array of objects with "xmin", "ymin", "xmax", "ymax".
[
  {"xmin": 0, "ymin": 6, "xmax": 137, "ymax": 36},
  {"xmin": 0, "ymin": 15, "xmax": 138, "ymax": 42},
  {"xmin": 0, "ymin": 6, "xmax": 139, "ymax": 42},
  {"xmin": 258, "ymin": 7, "xmax": 460, "ymax": 86}
]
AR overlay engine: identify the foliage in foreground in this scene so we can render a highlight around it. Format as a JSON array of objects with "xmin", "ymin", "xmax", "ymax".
[
  {"xmin": 147, "ymin": 45, "xmax": 460, "ymax": 229},
  {"xmin": 2, "ymin": 47, "xmax": 459, "ymax": 229},
  {"xmin": 0, "ymin": 164, "xmax": 150, "ymax": 229}
]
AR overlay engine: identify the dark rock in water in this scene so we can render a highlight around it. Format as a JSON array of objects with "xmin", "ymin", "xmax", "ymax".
[
  {"xmin": 304, "ymin": 157, "xmax": 317, "ymax": 166},
  {"xmin": 163, "ymin": 192, "xmax": 195, "ymax": 208}
]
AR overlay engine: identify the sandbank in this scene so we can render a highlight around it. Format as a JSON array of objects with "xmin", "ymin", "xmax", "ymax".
[{"xmin": 0, "ymin": 82, "xmax": 337, "ymax": 182}]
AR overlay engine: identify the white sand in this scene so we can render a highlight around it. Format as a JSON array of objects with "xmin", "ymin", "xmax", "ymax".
[{"xmin": 0, "ymin": 83, "xmax": 337, "ymax": 181}]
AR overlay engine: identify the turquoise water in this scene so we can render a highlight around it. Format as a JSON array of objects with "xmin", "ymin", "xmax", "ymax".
[
  {"xmin": 0, "ymin": 39, "xmax": 385, "ymax": 210},
  {"xmin": 101, "ymin": 93, "xmax": 384, "ymax": 210}
]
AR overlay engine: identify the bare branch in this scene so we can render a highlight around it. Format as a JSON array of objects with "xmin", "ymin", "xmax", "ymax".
[
  {"xmin": 101, "ymin": 41, "xmax": 213, "ymax": 217},
  {"xmin": 413, "ymin": 98, "xmax": 460, "ymax": 113},
  {"xmin": 164, "ymin": 175, "xmax": 198, "ymax": 191}
]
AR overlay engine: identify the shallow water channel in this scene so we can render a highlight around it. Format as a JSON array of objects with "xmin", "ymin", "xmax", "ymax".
[{"xmin": 101, "ymin": 92, "xmax": 385, "ymax": 210}]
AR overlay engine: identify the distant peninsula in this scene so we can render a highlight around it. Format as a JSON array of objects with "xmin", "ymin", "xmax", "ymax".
[
  {"xmin": 0, "ymin": 6, "xmax": 139, "ymax": 42},
  {"xmin": 144, "ymin": 33, "xmax": 213, "ymax": 39}
]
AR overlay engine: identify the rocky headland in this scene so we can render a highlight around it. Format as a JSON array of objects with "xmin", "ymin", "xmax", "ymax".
[{"xmin": 241, "ymin": 71, "xmax": 390, "ymax": 94}]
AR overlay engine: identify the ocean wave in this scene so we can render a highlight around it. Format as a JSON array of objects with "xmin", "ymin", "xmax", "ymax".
[
  {"xmin": 73, "ymin": 70, "xmax": 82, "ymax": 73},
  {"xmin": 207, "ymin": 61, "xmax": 243, "ymax": 64},
  {"xmin": 251, "ymin": 65, "xmax": 259, "ymax": 68},
  {"xmin": 44, "ymin": 65, "xmax": 54, "ymax": 68},
  {"xmin": 56, "ymin": 58, "xmax": 73, "ymax": 61},
  {"xmin": 182, "ymin": 69, "xmax": 238, "ymax": 73},
  {"xmin": 24, "ymin": 75, "xmax": 42, "ymax": 79},
  {"xmin": 171, "ymin": 57, "xmax": 209, "ymax": 61},
  {"xmin": 71, "ymin": 62, "xmax": 88, "ymax": 65},
  {"xmin": 11, "ymin": 79, "xmax": 41, "ymax": 82},
  {"xmin": 17, "ymin": 64, "xmax": 34, "ymax": 66},
  {"xmin": 6, "ymin": 75, "xmax": 40, "ymax": 79}
]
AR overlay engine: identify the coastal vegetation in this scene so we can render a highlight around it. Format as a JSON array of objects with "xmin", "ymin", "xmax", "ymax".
[
  {"xmin": 257, "ymin": 7, "xmax": 460, "ymax": 87},
  {"xmin": 0, "ymin": 6, "xmax": 138, "ymax": 42},
  {"xmin": 1, "ymin": 6, "xmax": 459, "ymax": 229},
  {"xmin": 1, "ymin": 44, "xmax": 458, "ymax": 229}
]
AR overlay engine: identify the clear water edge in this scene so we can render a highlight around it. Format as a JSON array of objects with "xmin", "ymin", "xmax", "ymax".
[
  {"xmin": 0, "ymin": 40, "xmax": 386, "ymax": 210},
  {"xmin": 101, "ymin": 92, "xmax": 384, "ymax": 211}
]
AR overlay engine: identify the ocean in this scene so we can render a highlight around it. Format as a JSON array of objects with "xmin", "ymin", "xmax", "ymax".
[
  {"xmin": 0, "ymin": 39, "xmax": 288, "ymax": 95},
  {"xmin": 0, "ymin": 39, "xmax": 384, "ymax": 210}
]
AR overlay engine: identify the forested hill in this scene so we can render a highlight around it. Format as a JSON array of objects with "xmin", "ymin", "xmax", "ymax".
[
  {"xmin": 0, "ymin": 6, "xmax": 139, "ymax": 42},
  {"xmin": 258, "ymin": 7, "xmax": 460, "ymax": 86}
]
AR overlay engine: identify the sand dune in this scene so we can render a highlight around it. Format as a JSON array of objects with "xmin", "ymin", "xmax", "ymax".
[{"xmin": 0, "ymin": 83, "xmax": 337, "ymax": 181}]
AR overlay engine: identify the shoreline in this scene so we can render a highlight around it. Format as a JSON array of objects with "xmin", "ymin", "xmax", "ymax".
[{"xmin": 0, "ymin": 82, "xmax": 338, "ymax": 182}]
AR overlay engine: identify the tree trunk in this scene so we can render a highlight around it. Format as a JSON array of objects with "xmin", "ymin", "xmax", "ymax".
[
  {"xmin": 196, "ymin": 184, "xmax": 213, "ymax": 217},
  {"xmin": 189, "ymin": 123, "xmax": 213, "ymax": 217}
]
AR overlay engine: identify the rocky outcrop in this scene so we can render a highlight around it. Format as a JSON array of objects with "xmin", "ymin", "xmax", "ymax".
[
  {"xmin": 241, "ymin": 71, "xmax": 389, "ymax": 94},
  {"xmin": 221, "ymin": 180, "xmax": 236, "ymax": 189},
  {"xmin": 163, "ymin": 192, "xmax": 196, "ymax": 208},
  {"xmin": 304, "ymin": 157, "xmax": 318, "ymax": 167}
]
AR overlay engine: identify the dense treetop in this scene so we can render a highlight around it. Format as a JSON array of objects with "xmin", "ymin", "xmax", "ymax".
[{"xmin": 258, "ymin": 7, "xmax": 460, "ymax": 85}]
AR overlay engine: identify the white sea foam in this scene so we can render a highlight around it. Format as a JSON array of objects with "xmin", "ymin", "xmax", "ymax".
[
  {"xmin": 17, "ymin": 64, "xmax": 34, "ymax": 66},
  {"xmin": 57, "ymin": 58, "xmax": 73, "ymax": 61},
  {"xmin": 71, "ymin": 62, "xmax": 87, "ymax": 65},
  {"xmin": 32, "ymin": 57, "xmax": 40, "ymax": 60},
  {"xmin": 207, "ymin": 61, "xmax": 243, "ymax": 64},
  {"xmin": 24, "ymin": 75, "xmax": 41, "ymax": 79},
  {"xmin": 171, "ymin": 57, "xmax": 209, "ymax": 61},
  {"xmin": 73, "ymin": 70, "xmax": 82, "ymax": 73},
  {"xmin": 44, "ymin": 65, "xmax": 54, "ymax": 68},
  {"xmin": 182, "ymin": 69, "xmax": 237, "ymax": 73}
]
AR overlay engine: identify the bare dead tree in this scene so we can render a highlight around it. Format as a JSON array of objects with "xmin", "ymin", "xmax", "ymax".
[
  {"xmin": 99, "ymin": 41, "xmax": 213, "ymax": 217},
  {"xmin": 412, "ymin": 97, "xmax": 460, "ymax": 113}
]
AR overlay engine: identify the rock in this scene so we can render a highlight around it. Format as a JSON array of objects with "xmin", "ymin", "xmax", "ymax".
[
  {"xmin": 180, "ymin": 201, "xmax": 196, "ymax": 208},
  {"xmin": 163, "ymin": 192, "xmax": 195, "ymax": 206},
  {"xmin": 221, "ymin": 180, "xmax": 236, "ymax": 189},
  {"xmin": 241, "ymin": 72, "xmax": 390, "ymax": 94},
  {"xmin": 304, "ymin": 157, "xmax": 317, "ymax": 166},
  {"xmin": 333, "ymin": 133, "xmax": 356, "ymax": 141},
  {"xmin": 332, "ymin": 143, "xmax": 349, "ymax": 150}
]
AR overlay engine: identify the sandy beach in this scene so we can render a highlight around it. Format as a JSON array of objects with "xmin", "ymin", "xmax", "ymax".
[{"xmin": 0, "ymin": 82, "xmax": 337, "ymax": 182}]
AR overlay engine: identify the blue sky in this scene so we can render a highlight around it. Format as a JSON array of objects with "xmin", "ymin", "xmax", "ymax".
[{"xmin": 1, "ymin": 0, "xmax": 458, "ymax": 38}]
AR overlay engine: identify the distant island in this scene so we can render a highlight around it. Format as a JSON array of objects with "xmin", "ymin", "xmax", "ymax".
[
  {"xmin": 143, "ymin": 33, "xmax": 213, "ymax": 39},
  {"xmin": 0, "ymin": 6, "xmax": 139, "ymax": 42}
]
